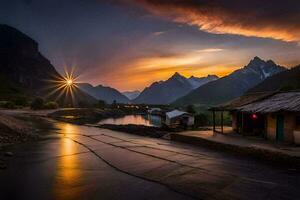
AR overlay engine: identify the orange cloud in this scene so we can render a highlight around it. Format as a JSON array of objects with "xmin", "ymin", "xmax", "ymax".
[
  {"xmin": 110, "ymin": 50, "xmax": 238, "ymax": 90},
  {"xmin": 126, "ymin": 0, "xmax": 300, "ymax": 42}
]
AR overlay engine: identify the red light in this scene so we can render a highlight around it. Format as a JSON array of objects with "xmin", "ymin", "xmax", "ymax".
[{"xmin": 252, "ymin": 114, "xmax": 258, "ymax": 119}]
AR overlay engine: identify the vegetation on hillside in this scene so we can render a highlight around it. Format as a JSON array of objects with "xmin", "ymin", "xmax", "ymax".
[{"xmin": 247, "ymin": 65, "xmax": 300, "ymax": 93}]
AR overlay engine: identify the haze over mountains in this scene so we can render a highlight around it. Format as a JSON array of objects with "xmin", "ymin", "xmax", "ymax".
[
  {"xmin": 173, "ymin": 57, "xmax": 286, "ymax": 107},
  {"xmin": 133, "ymin": 73, "xmax": 218, "ymax": 105},
  {"xmin": 78, "ymin": 83, "xmax": 130, "ymax": 104},
  {"xmin": 122, "ymin": 91, "xmax": 141, "ymax": 100}
]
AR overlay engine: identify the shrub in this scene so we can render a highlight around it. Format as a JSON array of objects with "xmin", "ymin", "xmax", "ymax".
[
  {"xmin": 31, "ymin": 97, "xmax": 44, "ymax": 110},
  {"xmin": 0, "ymin": 101, "xmax": 16, "ymax": 109},
  {"xmin": 78, "ymin": 101, "xmax": 92, "ymax": 108},
  {"xmin": 186, "ymin": 104, "xmax": 196, "ymax": 114},
  {"xmin": 0, "ymin": 101, "xmax": 7, "ymax": 108},
  {"xmin": 14, "ymin": 96, "xmax": 28, "ymax": 106},
  {"xmin": 110, "ymin": 100, "xmax": 118, "ymax": 108},
  {"xmin": 194, "ymin": 113, "xmax": 209, "ymax": 127},
  {"xmin": 44, "ymin": 101, "xmax": 59, "ymax": 109}
]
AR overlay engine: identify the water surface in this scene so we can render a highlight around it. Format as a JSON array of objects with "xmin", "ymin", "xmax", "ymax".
[{"xmin": 98, "ymin": 115, "xmax": 162, "ymax": 127}]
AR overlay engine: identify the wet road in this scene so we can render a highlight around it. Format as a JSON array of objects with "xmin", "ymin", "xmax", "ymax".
[{"xmin": 0, "ymin": 120, "xmax": 300, "ymax": 200}]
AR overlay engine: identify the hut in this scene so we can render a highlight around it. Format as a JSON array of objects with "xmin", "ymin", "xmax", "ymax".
[
  {"xmin": 148, "ymin": 108, "xmax": 162, "ymax": 115},
  {"xmin": 165, "ymin": 110, "xmax": 194, "ymax": 128},
  {"xmin": 210, "ymin": 91, "xmax": 300, "ymax": 144}
]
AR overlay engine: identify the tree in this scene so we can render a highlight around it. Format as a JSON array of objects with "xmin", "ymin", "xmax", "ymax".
[
  {"xmin": 186, "ymin": 104, "xmax": 196, "ymax": 114},
  {"xmin": 194, "ymin": 113, "xmax": 209, "ymax": 127},
  {"xmin": 95, "ymin": 100, "xmax": 106, "ymax": 109},
  {"xmin": 111, "ymin": 100, "xmax": 117, "ymax": 108},
  {"xmin": 31, "ymin": 97, "xmax": 44, "ymax": 110}
]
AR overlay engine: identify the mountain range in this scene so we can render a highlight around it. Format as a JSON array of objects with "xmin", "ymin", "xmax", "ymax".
[
  {"xmin": 78, "ymin": 83, "xmax": 130, "ymax": 104},
  {"xmin": 0, "ymin": 24, "xmax": 96, "ymax": 105},
  {"xmin": 173, "ymin": 57, "xmax": 286, "ymax": 107},
  {"xmin": 1, "ymin": 24, "xmax": 295, "ymax": 108},
  {"xmin": 122, "ymin": 90, "xmax": 141, "ymax": 100},
  {"xmin": 247, "ymin": 64, "xmax": 300, "ymax": 94},
  {"xmin": 133, "ymin": 73, "xmax": 218, "ymax": 105}
]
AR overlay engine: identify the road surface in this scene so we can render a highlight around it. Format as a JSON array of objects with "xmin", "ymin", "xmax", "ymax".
[{"xmin": 0, "ymin": 120, "xmax": 299, "ymax": 200}]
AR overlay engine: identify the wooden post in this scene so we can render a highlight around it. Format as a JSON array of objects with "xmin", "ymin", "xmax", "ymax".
[
  {"xmin": 241, "ymin": 112, "xmax": 244, "ymax": 135},
  {"xmin": 237, "ymin": 112, "xmax": 240, "ymax": 134},
  {"xmin": 264, "ymin": 114, "xmax": 267, "ymax": 139},
  {"xmin": 213, "ymin": 110, "xmax": 216, "ymax": 132},
  {"xmin": 221, "ymin": 111, "xmax": 224, "ymax": 134}
]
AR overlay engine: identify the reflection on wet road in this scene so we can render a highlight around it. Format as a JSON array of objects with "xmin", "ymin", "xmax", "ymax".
[
  {"xmin": 1, "ymin": 120, "xmax": 300, "ymax": 200},
  {"xmin": 54, "ymin": 124, "xmax": 81, "ymax": 200}
]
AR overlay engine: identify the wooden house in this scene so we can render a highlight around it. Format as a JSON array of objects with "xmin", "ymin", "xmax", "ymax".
[
  {"xmin": 210, "ymin": 91, "xmax": 300, "ymax": 144},
  {"xmin": 165, "ymin": 110, "xmax": 194, "ymax": 128}
]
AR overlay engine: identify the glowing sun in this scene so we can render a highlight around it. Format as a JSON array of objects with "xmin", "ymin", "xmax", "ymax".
[{"xmin": 46, "ymin": 68, "xmax": 80, "ymax": 105}]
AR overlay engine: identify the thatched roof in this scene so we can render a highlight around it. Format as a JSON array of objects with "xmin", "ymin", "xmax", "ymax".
[
  {"xmin": 237, "ymin": 92, "xmax": 300, "ymax": 113},
  {"xmin": 209, "ymin": 92, "xmax": 275, "ymax": 111},
  {"xmin": 210, "ymin": 91, "xmax": 300, "ymax": 113}
]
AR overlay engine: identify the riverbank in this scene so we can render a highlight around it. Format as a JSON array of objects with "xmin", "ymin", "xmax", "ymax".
[
  {"xmin": 0, "ymin": 112, "xmax": 36, "ymax": 146},
  {"xmin": 0, "ymin": 111, "xmax": 56, "ymax": 169},
  {"xmin": 48, "ymin": 108, "xmax": 174, "ymax": 138},
  {"xmin": 95, "ymin": 124, "xmax": 170, "ymax": 138},
  {"xmin": 48, "ymin": 108, "xmax": 127, "ymax": 124}
]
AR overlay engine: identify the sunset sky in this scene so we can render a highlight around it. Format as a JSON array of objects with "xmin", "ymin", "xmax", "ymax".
[{"xmin": 1, "ymin": 0, "xmax": 300, "ymax": 91}]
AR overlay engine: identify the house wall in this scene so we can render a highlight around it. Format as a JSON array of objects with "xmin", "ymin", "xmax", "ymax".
[
  {"xmin": 266, "ymin": 114, "xmax": 276, "ymax": 141},
  {"xmin": 166, "ymin": 115, "xmax": 194, "ymax": 127},
  {"xmin": 284, "ymin": 113, "xmax": 296, "ymax": 143},
  {"xmin": 187, "ymin": 116, "xmax": 195, "ymax": 126},
  {"xmin": 232, "ymin": 112, "xmax": 238, "ymax": 131},
  {"xmin": 230, "ymin": 111, "xmax": 300, "ymax": 143},
  {"xmin": 266, "ymin": 112, "xmax": 298, "ymax": 143},
  {"xmin": 166, "ymin": 117, "xmax": 171, "ymax": 125}
]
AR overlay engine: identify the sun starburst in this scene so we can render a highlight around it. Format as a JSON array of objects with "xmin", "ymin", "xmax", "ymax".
[{"xmin": 45, "ymin": 67, "xmax": 80, "ymax": 106}]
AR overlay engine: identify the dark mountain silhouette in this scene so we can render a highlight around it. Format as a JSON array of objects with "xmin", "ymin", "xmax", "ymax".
[
  {"xmin": 173, "ymin": 57, "xmax": 286, "ymax": 106},
  {"xmin": 133, "ymin": 72, "xmax": 218, "ymax": 105},
  {"xmin": 0, "ymin": 24, "xmax": 96, "ymax": 105},
  {"xmin": 78, "ymin": 83, "xmax": 130, "ymax": 104},
  {"xmin": 122, "ymin": 90, "xmax": 141, "ymax": 100},
  {"xmin": 247, "ymin": 64, "xmax": 300, "ymax": 94},
  {"xmin": 188, "ymin": 75, "xmax": 219, "ymax": 89}
]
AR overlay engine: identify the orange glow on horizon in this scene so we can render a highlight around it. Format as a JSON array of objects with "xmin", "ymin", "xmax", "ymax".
[{"xmin": 104, "ymin": 50, "xmax": 239, "ymax": 91}]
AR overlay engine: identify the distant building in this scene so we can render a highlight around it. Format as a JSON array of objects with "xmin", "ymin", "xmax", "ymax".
[
  {"xmin": 210, "ymin": 91, "xmax": 300, "ymax": 144},
  {"xmin": 165, "ymin": 109, "xmax": 194, "ymax": 128},
  {"xmin": 148, "ymin": 108, "xmax": 162, "ymax": 114}
]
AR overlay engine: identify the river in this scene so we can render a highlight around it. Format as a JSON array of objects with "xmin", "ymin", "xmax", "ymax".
[{"xmin": 97, "ymin": 114, "xmax": 162, "ymax": 127}]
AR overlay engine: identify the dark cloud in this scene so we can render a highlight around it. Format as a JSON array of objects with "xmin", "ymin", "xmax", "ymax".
[
  {"xmin": 121, "ymin": 0, "xmax": 300, "ymax": 42},
  {"xmin": 1, "ymin": 0, "xmax": 300, "ymax": 90}
]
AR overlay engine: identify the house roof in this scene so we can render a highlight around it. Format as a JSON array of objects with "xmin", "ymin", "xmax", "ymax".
[
  {"xmin": 148, "ymin": 108, "xmax": 161, "ymax": 112},
  {"xmin": 237, "ymin": 92, "xmax": 300, "ymax": 113},
  {"xmin": 166, "ymin": 110, "xmax": 190, "ymax": 119},
  {"xmin": 209, "ymin": 92, "xmax": 275, "ymax": 111}
]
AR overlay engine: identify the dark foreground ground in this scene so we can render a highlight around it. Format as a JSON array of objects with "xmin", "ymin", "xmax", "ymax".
[{"xmin": 0, "ymin": 118, "xmax": 300, "ymax": 200}]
